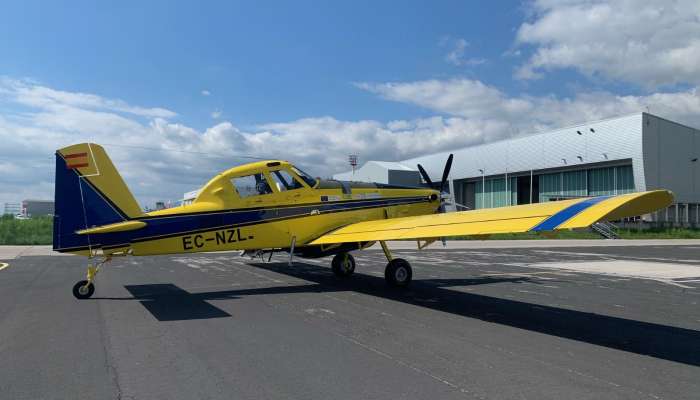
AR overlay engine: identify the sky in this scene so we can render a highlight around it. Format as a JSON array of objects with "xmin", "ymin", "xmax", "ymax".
[{"xmin": 1, "ymin": 0, "xmax": 699, "ymax": 208}]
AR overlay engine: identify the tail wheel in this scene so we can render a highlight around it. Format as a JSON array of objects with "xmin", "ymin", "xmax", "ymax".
[
  {"xmin": 331, "ymin": 252, "xmax": 356, "ymax": 277},
  {"xmin": 385, "ymin": 258, "xmax": 412, "ymax": 287},
  {"xmin": 72, "ymin": 280, "xmax": 95, "ymax": 299}
]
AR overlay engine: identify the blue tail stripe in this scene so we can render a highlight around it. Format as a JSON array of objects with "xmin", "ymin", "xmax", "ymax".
[{"xmin": 530, "ymin": 196, "xmax": 611, "ymax": 232}]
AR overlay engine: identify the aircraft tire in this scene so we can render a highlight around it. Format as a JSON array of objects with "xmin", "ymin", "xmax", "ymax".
[
  {"xmin": 331, "ymin": 253, "xmax": 356, "ymax": 277},
  {"xmin": 385, "ymin": 258, "xmax": 412, "ymax": 287},
  {"xmin": 72, "ymin": 280, "xmax": 95, "ymax": 299}
]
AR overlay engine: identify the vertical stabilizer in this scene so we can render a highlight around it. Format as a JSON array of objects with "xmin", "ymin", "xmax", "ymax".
[{"xmin": 53, "ymin": 143, "xmax": 142, "ymax": 252}]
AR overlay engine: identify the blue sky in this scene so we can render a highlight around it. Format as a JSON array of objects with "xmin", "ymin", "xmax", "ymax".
[
  {"xmin": 2, "ymin": 1, "xmax": 536, "ymax": 127},
  {"xmin": 1, "ymin": 1, "xmax": 699, "ymax": 207}
]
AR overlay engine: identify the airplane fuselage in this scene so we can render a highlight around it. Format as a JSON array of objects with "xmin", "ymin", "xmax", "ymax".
[{"xmin": 131, "ymin": 183, "xmax": 438, "ymax": 256}]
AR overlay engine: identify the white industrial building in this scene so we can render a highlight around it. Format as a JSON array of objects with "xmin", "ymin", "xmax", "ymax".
[{"xmin": 334, "ymin": 113, "xmax": 700, "ymax": 225}]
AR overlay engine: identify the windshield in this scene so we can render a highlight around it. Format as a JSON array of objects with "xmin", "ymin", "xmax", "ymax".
[
  {"xmin": 231, "ymin": 173, "xmax": 273, "ymax": 198},
  {"xmin": 291, "ymin": 167, "xmax": 318, "ymax": 188},
  {"xmin": 270, "ymin": 169, "xmax": 305, "ymax": 190}
]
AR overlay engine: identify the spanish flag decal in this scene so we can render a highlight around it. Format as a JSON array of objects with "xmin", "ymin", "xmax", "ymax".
[{"xmin": 65, "ymin": 152, "xmax": 89, "ymax": 169}]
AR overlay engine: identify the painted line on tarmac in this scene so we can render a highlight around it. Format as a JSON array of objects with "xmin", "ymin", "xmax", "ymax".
[{"xmin": 0, "ymin": 262, "xmax": 9, "ymax": 271}]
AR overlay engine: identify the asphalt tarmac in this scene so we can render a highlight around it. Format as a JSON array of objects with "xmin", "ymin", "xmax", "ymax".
[{"xmin": 1, "ymin": 244, "xmax": 699, "ymax": 399}]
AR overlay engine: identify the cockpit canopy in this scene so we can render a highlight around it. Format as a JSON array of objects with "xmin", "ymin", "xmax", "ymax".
[{"xmin": 227, "ymin": 162, "xmax": 318, "ymax": 199}]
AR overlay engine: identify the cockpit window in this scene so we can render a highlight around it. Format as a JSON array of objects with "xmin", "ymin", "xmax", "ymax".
[
  {"xmin": 291, "ymin": 167, "xmax": 317, "ymax": 188},
  {"xmin": 231, "ymin": 173, "xmax": 273, "ymax": 198},
  {"xmin": 270, "ymin": 169, "xmax": 305, "ymax": 191}
]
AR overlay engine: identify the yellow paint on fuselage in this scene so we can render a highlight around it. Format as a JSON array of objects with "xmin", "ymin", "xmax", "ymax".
[
  {"xmin": 131, "ymin": 196, "xmax": 437, "ymax": 256},
  {"xmin": 102, "ymin": 159, "xmax": 438, "ymax": 256}
]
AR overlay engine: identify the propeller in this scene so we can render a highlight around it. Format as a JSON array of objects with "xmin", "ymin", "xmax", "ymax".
[
  {"xmin": 439, "ymin": 153, "xmax": 453, "ymax": 194},
  {"xmin": 417, "ymin": 164, "xmax": 433, "ymax": 187},
  {"xmin": 417, "ymin": 154, "xmax": 456, "ymax": 247},
  {"xmin": 417, "ymin": 153, "xmax": 455, "ymax": 214}
]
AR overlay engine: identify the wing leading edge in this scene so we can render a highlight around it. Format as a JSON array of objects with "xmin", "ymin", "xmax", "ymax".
[{"xmin": 310, "ymin": 190, "xmax": 673, "ymax": 245}]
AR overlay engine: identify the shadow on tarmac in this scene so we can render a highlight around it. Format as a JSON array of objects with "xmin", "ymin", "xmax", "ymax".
[{"xmin": 114, "ymin": 261, "xmax": 700, "ymax": 367}]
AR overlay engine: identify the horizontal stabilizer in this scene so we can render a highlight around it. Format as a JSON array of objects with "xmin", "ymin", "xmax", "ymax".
[{"xmin": 76, "ymin": 220, "xmax": 147, "ymax": 235}]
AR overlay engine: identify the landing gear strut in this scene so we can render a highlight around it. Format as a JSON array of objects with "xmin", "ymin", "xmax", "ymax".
[
  {"xmin": 380, "ymin": 241, "xmax": 412, "ymax": 287},
  {"xmin": 331, "ymin": 252, "xmax": 355, "ymax": 277},
  {"xmin": 72, "ymin": 256, "xmax": 111, "ymax": 299}
]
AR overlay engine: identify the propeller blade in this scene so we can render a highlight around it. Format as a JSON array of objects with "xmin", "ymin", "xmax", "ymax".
[
  {"xmin": 438, "ymin": 154, "xmax": 454, "ymax": 193},
  {"xmin": 417, "ymin": 164, "xmax": 433, "ymax": 186}
]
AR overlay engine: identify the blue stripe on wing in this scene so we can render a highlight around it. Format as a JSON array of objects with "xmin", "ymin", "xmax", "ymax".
[{"xmin": 530, "ymin": 196, "xmax": 611, "ymax": 232}]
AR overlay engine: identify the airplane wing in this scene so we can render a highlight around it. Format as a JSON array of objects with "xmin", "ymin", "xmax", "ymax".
[{"xmin": 310, "ymin": 190, "xmax": 673, "ymax": 245}]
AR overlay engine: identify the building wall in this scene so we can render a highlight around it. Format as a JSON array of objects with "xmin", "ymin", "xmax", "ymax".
[
  {"xmin": 334, "ymin": 161, "xmax": 390, "ymax": 183},
  {"xmin": 468, "ymin": 164, "xmax": 635, "ymax": 209},
  {"xmin": 474, "ymin": 177, "xmax": 517, "ymax": 208},
  {"xmin": 400, "ymin": 113, "xmax": 645, "ymax": 189},
  {"xmin": 22, "ymin": 200, "xmax": 54, "ymax": 217},
  {"xmin": 336, "ymin": 114, "xmax": 647, "ymax": 189},
  {"xmin": 536, "ymin": 165, "xmax": 634, "ymax": 202},
  {"xmin": 387, "ymin": 170, "xmax": 421, "ymax": 186},
  {"xmin": 642, "ymin": 114, "xmax": 700, "ymax": 203},
  {"xmin": 640, "ymin": 114, "xmax": 700, "ymax": 224}
]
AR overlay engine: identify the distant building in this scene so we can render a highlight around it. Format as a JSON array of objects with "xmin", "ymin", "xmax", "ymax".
[
  {"xmin": 3, "ymin": 202, "xmax": 21, "ymax": 216},
  {"xmin": 149, "ymin": 200, "xmax": 179, "ymax": 210},
  {"xmin": 22, "ymin": 199, "xmax": 54, "ymax": 217},
  {"xmin": 337, "ymin": 161, "xmax": 422, "ymax": 187},
  {"xmin": 335, "ymin": 112, "xmax": 700, "ymax": 226},
  {"xmin": 182, "ymin": 189, "xmax": 200, "ymax": 206}
]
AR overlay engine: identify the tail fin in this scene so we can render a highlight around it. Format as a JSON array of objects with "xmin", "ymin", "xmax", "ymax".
[{"xmin": 53, "ymin": 143, "xmax": 142, "ymax": 252}]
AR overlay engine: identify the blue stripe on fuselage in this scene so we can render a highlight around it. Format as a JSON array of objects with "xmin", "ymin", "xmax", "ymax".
[
  {"xmin": 54, "ymin": 196, "xmax": 430, "ymax": 251},
  {"xmin": 530, "ymin": 196, "xmax": 611, "ymax": 232}
]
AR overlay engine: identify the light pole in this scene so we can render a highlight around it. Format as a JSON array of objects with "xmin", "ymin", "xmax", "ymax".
[
  {"xmin": 348, "ymin": 154, "xmax": 358, "ymax": 176},
  {"xmin": 692, "ymin": 157, "xmax": 698, "ymax": 224},
  {"xmin": 505, "ymin": 169, "xmax": 509, "ymax": 206},
  {"xmin": 530, "ymin": 169, "xmax": 533, "ymax": 204},
  {"xmin": 478, "ymin": 169, "xmax": 485, "ymax": 209}
]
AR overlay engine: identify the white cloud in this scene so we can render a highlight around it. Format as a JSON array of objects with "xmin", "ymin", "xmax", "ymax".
[
  {"xmin": 0, "ymin": 78, "xmax": 176, "ymax": 118},
  {"xmin": 356, "ymin": 79, "xmax": 533, "ymax": 120},
  {"xmin": 515, "ymin": 0, "xmax": 700, "ymax": 88},
  {"xmin": 0, "ymin": 79, "xmax": 505, "ymax": 207},
  {"xmin": 445, "ymin": 38, "xmax": 468, "ymax": 65},
  {"xmin": 357, "ymin": 78, "xmax": 700, "ymax": 129},
  {"xmin": 257, "ymin": 116, "xmax": 508, "ymax": 172},
  {"xmin": 201, "ymin": 90, "xmax": 211, "ymax": 96},
  {"xmin": 211, "ymin": 110, "xmax": 222, "ymax": 119},
  {"xmin": 2, "ymin": 76, "xmax": 699, "ymax": 209},
  {"xmin": 443, "ymin": 38, "xmax": 487, "ymax": 67}
]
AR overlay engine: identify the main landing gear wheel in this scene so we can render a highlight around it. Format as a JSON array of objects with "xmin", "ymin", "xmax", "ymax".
[
  {"xmin": 72, "ymin": 280, "xmax": 95, "ymax": 299},
  {"xmin": 385, "ymin": 258, "xmax": 412, "ymax": 287},
  {"xmin": 331, "ymin": 252, "xmax": 356, "ymax": 277}
]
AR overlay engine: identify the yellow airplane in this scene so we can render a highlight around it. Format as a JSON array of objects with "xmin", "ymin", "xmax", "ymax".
[{"xmin": 54, "ymin": 143, "xmax": 673, "ymax": 299}]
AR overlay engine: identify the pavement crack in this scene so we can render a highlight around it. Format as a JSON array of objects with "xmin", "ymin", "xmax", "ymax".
[{"xmin": 97, "ymin": 300, "xmax": 126, "ymax": 400}]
